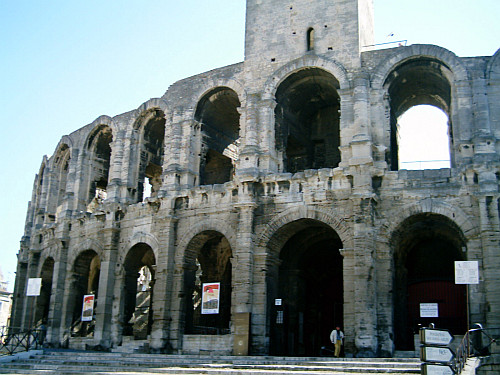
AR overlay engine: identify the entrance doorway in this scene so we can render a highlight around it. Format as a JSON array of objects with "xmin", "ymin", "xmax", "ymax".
[
  {"xmin": 392, "ymin": 214, "xmax": 467, "ymax": 350},
  {"xmin": 269, "ymin": 219, "xmax": 343, "ymax": 356}
]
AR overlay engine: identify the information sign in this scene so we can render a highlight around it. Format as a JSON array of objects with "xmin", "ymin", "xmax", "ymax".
[
  {"xmin": 421, "ymin": 363, "xmax": 455, "ymax": 375},
  {"xmin": 420, "ymin": 328, "xmax": 454, "ymax": 346},
  {"xmin": 420, "ymin": 346, "xmax": 455, "ymax": 363},
  {"xmin": 26, "ymin": 278, "xmax": 42, "ymax": 296},
  {"xmin": 455, "ymin": 261, "xmax": 479, "ymax": 284},
  {"xmin": 420, "ymin": 303, "xmax": 439, "ymax": 318},
  {"xmin": 81, "ymin": 294, "xmax": 95, "ymax": 322}
]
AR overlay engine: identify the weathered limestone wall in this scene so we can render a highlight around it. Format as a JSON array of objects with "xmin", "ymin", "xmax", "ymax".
[{"xmin": 11, "ymin": 0, "xmax": 499, "ymax": 358}]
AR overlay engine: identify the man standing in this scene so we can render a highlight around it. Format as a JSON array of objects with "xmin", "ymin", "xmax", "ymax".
[{"xmin": 330, "ymin": 326, "xmax": 344, "ymax": 357}]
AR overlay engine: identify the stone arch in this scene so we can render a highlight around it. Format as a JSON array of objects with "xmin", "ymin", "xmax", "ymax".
[
  {"xmin": 69, "ymin": 239, "xmax": 105, "ymax": 266},
  {"xmin": 388, "ymin": 210, "xmax": 470, "ymax": 350},
  {"xmin": 371, "ymin": 44, "xmax": 469, "ymax": 90},
  {"xmin": 136, "ymin": 98, "xmax": 169, "ymax": 115},
  {"xmin": 122, "ymin": 242, "xmax": 157, "ymax": 338},
  {"xmin": 257, "ymin": 206, "xmax": 352, "ymax": 254},
  {"xmin": 263, "ymin": 55, "xmax": 351, "ymax": 96},
  {"xmin": 129, "ymin": 108, "xmax": 166, "ymax": 202},
  {"xmin": 181, "ymin": 229, "xmax": 234, "ymax": 335},
  {"xmin": 34, "ymin": 256, "xmax": 56, "ymax": 326},
  {"xmin": 258, "ymin": 207, "xmax": 348, "ymax": 356},
  {"xmin": 124, "ymin": 231, "xmax": 161, "ymax": 264},
  {"xmin": 192, "ymin": 77, "xmax": 247, "ymax": 110},
  {"xmin": 381, "ymin": 198, "xmax": 478, "ymax": 243},
  {"xmin": 194, "ymin": 86, "xmax": 242, "ymax": 185},
  {"xmin": 177, "ymin": 218, "xmax": 238, "ymax": 256},
  {"xmin": 373, "ymin": 45, "xmax": 470, "ymax": 171}
]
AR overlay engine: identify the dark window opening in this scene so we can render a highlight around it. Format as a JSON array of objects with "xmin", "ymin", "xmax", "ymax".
[
  {"xmin": 184, "ymin": 231, "xmax": 232, "ymax": 335},
  {"xmin": 70, "ymin": 251, "xmax": 100, "ymax": 338},
  {"xmin": 123, "ymin": 243, "xmax": 156, "ymax": 339},
  {"xmin": 307, "ymin": 28, "xmax": 315, "ymax": 51},
  {"xmin": 86, "ymin": 125, "xmax": 113, "ymax": 205},
  {"xmin": 195, "ymin": 88, "xmax": 240, "ymax": 186},
  {"xmin": 275, "ymin": 68, "xmax": 341, "ymax": 173}
]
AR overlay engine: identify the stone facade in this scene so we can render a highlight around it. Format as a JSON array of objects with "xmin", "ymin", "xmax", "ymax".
[{"xmin": 11, "ymin": 0, "xmax": 500, "ymax": 357}]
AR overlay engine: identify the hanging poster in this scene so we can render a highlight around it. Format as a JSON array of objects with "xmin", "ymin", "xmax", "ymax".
[
  {"xmin": 81, "ymin": 294, "xmax": 95, "ymax": 321},
  {"xmin": 455, "ymin": 261, "xmax": 479, "ymax": 284},
  {"xmin": 26, "ymin": 278, "xmax": 42, "ymax": 296},
  {"xmin": 201, "ymin": 282, "xmax": 220, "ymax": 314}
]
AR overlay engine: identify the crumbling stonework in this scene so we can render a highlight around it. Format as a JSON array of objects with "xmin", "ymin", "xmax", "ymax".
[{"xmin": 11, "ymin": 0, "xmax": 500, "ymax": 357}]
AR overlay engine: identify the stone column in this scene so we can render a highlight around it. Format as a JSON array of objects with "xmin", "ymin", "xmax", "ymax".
[
  {"xmin": 46, "ymin": 242, "xmax": 69, "ymax": 345},
  {"xmin": 339, "ymin": 247, "xmax": 355, "ymax": 354},
  {"xmin": 10, "ymin": 255, "xmax": 29, "ymax": 332},
  {"xmin": 237, "ymin": 95, "xmax": 260, "ymax": 174},
  {"xmin": 21, "ymin": 252, "xmax": 40, "ymax": 330},
  {"xmin": 257, "ymin": 95, "xmax": 278, "ymax": 173},
  {"xmin": 161, "ymin": 112, "xmax": 184, "ymax": 193},
  {"xmin": 478, "ymin": 194, "xmax": 500, "ymax": 327},
  {"xmin": 106, "ymin": 129, "xmax": 127, "ymax": 203},
  {"xmin": 351, "ymin": 198, "xmax": 378, "ymax": 357},
  {"xmin": 150, "ymin": 211, "xmax": 177, "ymax": 352},
  {"xmin": 93, "ymin": 218, "xmax": 120, "ymax": 348}
]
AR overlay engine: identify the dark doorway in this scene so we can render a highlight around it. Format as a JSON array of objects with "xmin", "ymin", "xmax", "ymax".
[
  {"xmin": 269, "ymin": 219, "xmax": 343, "ymax": 356},
  {"xmin": 123, "ymin": 243, "xmax": 156, "ymax": 339},
  {"xmin": 392, "ymin": 214, "xmax": 467, "ymax": 350},
  {"xmin": 34, "ymin": 257, "xmax": 55, "ymax": 326}
]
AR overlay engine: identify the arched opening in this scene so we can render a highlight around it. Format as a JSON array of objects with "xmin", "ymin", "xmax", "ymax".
[
  {"xmin": 267, "ymin": 219, "xmax": 343, "ymax": 356},
  {"xmin": 307, "ymin": 28, "xmax": 315, "ymax": 51},
  {"xmin": 134, "ymin": 109, "xmax": 166, "ymax": 202},
  {"xmin": 183, "ymin": 231, "xmax": 232, "ymax": 335},
  {"xmin": 54, "ymin": 144, "xmax": 71, "ymax": 208},
  {"xmin": 86, "ymin": 125, "xmax": 113, "ymax": 205},
  {"xmin": 391, "ymin": 213, "xmax": 467, "ymax": 350},
  {"xmin": 384, "ymin": 58, "xmax": 454, "ymax": 171},
  {"xmin": 275, "ymin": 68, "xmax": 341, "ymax": 173},
  {"xmin": 34, "ymin": 257, "xmax": 55, "ymax": 326},
  {"xmin": 397, "ymin": 105, "xmax": 451, "ymax": 169},
  {"xmin": 70, "ymin": 250, "xmax": 100, "ymax": 337},
  {"xmin": 123, "ymin": 243, "xmax": 156, "ymax": 339},
  {"xmin": 195, "ymin": 87, "xmax": 240, "ymax": 185}
]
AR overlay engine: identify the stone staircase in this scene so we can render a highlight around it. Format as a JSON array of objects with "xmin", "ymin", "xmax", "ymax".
[{"xmin": 0, "ymin": 350, "xmax": 421, "ymax": 374}]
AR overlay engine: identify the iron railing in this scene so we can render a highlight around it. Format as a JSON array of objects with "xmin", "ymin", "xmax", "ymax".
[
  {"xmin": 455, "ymin": 327, "xmax": 499, "ymax": 373},
  {"xmin": 0, "ymin": 325, "xmax": 45, "ymax": 356}
]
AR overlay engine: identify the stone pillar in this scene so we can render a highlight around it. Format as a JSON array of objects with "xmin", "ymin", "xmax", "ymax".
[
  {"xmin": 339, "ymin": 247, "xmax": 355, "ymax": 354},
  {"xmin": 478, "ymin": 194, "xmax": 500, "ymax": 327},
  {"xmin": 106, "ymin": 129, "xmax": 127, "ymax": 203},
  {"xmin": 237, "ymin": 95, "xmax": 260, "ymax": 174},
  {"xmin": 93, "ymin": 220, "xmax": 120, "ymax": 348},
  {"xmin": 249, "ymin": 251, "xmax": 270, "ymax": 355},
  {"xmin": 46, "ymin": 242, "xmax": 69, "ymax": 345},
  {"xmin": 233, "ymin": 201, "xmax": 256, "ymax": 314},
  {"xmin": 257, "ymin": 95, "xmax": 278, "ymax": 173},
  {"xmin": 10, "ymin": 256, "xmax": 29, "ymax": 332},
  {"xmin": 161, "ymin": 112, "xmax": 184, "ymax": 193},
  {"xmin": 150, "ymin": 212, "xmax": 177, "ymax": 352},
  {"xmin": 21, "ymin": 252, "xmax": 40, "ymax": 330},
  {"xmin": 352, "ymin": 198, "xmax": 378, "ymax": 357}
]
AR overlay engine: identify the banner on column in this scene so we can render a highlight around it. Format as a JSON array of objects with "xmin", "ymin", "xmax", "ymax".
[
  {"xmin": 201, "ymin": 282, "xmax": 220, "ymax": 314},
  {"xmin": 26, "ymin": 278, "xmax": 42, "ymax": 296},
  {"xmin": 81, "ymin": 294, "xmax": 95, "ymax": 321}
]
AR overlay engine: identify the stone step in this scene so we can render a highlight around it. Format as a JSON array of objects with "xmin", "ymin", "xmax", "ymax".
[{"xmin": 0, "ymin": 350, "xmax": 421, "ymax": 375}]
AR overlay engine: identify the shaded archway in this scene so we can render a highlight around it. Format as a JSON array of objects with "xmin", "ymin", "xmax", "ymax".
[
  {"xmin": 133, "ymin": 109, "xmax": 166, "ymax": 202},
  {"xmin": 384, "ymin": 58, "xmax": 454, "ymax": 170},
  {"xmin": 267, "ymin": 219, "xmax": 343, "ymax": 356},
  {"xmin": 34, "ymin": 257, "xmax": 55, "ymax": 326},
  {"xmin": 391, "ymin": 213, "xmax": 467, "ymax": 350},
  {"xmin": 70, "ymin": 250, "xmax": 100, "ymax": 337},
  {"xmin": 275, "ymin": 68, "xmax": 340, "ymax": 173},
  {"xmin": 123, "ymin": 243, "xmax": 156, "ymax": 339},
  {"xmin": 183, "ymin": 231, "xmax": 232, "ymax": 335},
  {"xmin": 195, "ymin": 87, "xmax": 240, "ymax": 185},
  {"xmin": 86, "ymin": 125, "xmax": 113, "ymax": 204}
]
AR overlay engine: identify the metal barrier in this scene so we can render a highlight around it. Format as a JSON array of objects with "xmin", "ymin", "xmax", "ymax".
[
  {"xmin": 455, "ymin": 327, "xmax": 499, "ymax": 373},
  {"xmin": 0, "ymin": 326, "xmax": 45, "ymax": 356}
]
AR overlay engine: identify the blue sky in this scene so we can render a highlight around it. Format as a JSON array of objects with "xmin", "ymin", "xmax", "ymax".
[{"xmin": 1, "ymin": 0, "xmax": 499, "ymax": 291}]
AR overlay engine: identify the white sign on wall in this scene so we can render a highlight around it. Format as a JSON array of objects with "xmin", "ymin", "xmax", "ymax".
[
  {"xmin": 455, "ymin": 261, "xmax": 479, "ymax": 284},
  {"xmin": 420, "ymin": 303, "xmax": 439, "ymax": 318},
  {"xmin": 26, "ymin": 278, "xmax": 42, "ymax": 296}
]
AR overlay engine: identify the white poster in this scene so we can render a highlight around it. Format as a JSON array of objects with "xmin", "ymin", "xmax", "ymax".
[
  {"xmin": 455, "ymin": 261, "xmax": 479, "ymax": 284},
  {"xmin": 201, "ymin": 282, "xmax": 220, "ymax": 314},
  {"xmin": 81, "ymin": 294, "xmax": 95, "ymax": 322},
  {"xmin": 26, "ymin": 278, "xmax": 42, "ymax": 296},
  {"xmin": 420, "ymin": 303, "xmax": 439, "ymax": 318}
]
